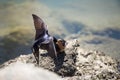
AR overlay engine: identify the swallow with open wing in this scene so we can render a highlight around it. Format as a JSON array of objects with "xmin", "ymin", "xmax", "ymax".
[{"xmin": 32, "ymin": 14, "xmax": 66, "ymax": 64}]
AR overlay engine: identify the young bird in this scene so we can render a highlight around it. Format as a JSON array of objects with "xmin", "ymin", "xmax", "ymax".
[{"xmin": 32, "ymin": 14, "xmax": 66, "ymax": 64}]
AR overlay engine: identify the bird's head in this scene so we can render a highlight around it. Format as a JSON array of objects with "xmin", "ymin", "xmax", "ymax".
[{"xmin": 56, "ymin": 39, "xmax": 66, "ymax": 52}]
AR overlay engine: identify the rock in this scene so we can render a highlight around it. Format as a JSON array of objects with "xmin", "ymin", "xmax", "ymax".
[
  {"xmin": 0, "ymin": 62, "xmax": 62, "ymax": 80},
  {"xmin": 0, "ymin": 39, "xmax": 120, "ymax": 80}
]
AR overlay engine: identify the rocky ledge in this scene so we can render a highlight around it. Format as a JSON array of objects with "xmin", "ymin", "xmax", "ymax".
[{"xmin": 0, "ymin": 39, "xmax": 120, "ymax": 80}]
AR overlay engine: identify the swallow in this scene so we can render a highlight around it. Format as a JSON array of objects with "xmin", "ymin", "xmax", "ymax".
[{"xmin": 32, "ymin": 14, "xmax": 58, "ymax": 64}]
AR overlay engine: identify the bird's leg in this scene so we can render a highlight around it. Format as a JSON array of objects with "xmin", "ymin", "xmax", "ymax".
[{"xmin": 32, "ymin": 42, "xmax": 39, "ymax": 65}]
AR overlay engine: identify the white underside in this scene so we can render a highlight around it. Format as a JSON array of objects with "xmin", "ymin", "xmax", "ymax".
[
  {"xmin": 42, "ymin": 33, "xmax": 52, "ymax": 44},
  {"xmin": 34, "ymin": 33, "xmax": 52, "ymax": 44}
]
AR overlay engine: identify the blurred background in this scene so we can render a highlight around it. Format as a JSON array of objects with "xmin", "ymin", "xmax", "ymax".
[{"xmin": 0, "ymin": 0, "xmax": 120, "ymax": 64}]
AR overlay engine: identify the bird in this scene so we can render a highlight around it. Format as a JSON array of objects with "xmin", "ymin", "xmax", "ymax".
[{"xmin": 32, "ymin": 14, "xmax": 66, "ymax": 64}]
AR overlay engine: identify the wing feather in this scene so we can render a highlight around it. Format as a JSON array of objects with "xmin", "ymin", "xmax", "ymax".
[
  {"xmin": 32, "ymin": 14, "xmax": 47, "ymax": 40},
  {"xmin": 47, "ymin": 37, "xmax": 57, "ymax": 58}
]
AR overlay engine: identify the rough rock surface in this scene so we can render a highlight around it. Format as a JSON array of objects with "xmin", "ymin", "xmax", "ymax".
[{"xmin": 0, "ymin": 39, "xmax": 120, "ymax": 80}]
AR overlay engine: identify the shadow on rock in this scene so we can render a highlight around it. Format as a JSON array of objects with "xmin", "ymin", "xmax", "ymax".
[{"xmin": 39, "ymin": 50, "xmax": 77, "ymax": 77}]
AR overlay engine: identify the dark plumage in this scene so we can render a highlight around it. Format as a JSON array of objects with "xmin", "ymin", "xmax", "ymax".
[{"xmin": 32, "ymin": 14, "xmax": 66, "ymax": 64}]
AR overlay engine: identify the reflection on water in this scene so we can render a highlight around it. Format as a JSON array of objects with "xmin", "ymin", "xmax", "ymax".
[
  {"xmin": 85, "ymin": 39, "xmax": 103, "ymax": 44},
  {"xmin": 92, "ymin": 28, "xmax": 120, "ymax": 40},
  {"xmin": 62, "ymin": 20, "xmax": 85, "ymax": 34}
]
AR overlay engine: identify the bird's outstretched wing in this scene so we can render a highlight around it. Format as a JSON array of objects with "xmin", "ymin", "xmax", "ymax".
[
  {"xmin": 48, "ymin": 37, "xmax": 57, "ymax": 58},
  {"xmin": 32, "ymin": 14, "xmax": 48, "ymax": 40},
  {"xmin": 32, "ymin": 14, "xmax": 57, "ymax": 59},
  {"xmin": 47, "ymin": 37, "xmax": 57, "ymax": 59}
]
